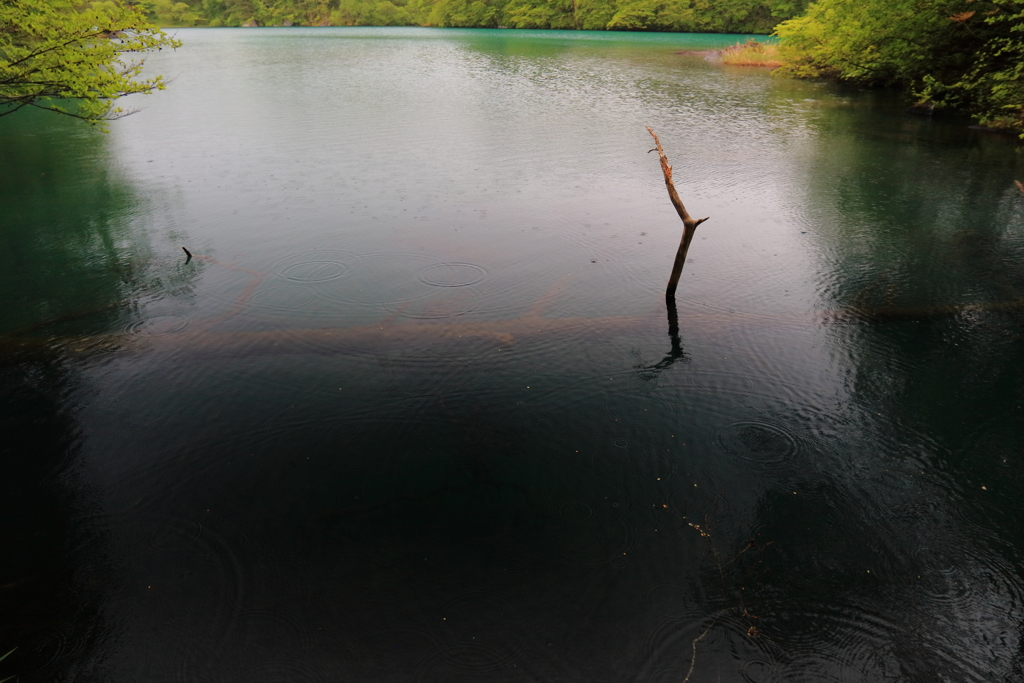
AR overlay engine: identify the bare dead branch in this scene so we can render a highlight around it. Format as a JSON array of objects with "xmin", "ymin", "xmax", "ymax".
[{"xmin": 646, "ymin": 127, "xmax": 709, "ymax": 297}]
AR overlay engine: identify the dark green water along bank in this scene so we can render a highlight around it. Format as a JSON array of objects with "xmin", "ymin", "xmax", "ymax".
[{"xmin": 1, "ymin": 27, "xmax": 1022, "ymax": 683}]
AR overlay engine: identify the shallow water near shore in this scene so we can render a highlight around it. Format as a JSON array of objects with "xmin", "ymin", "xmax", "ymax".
[{"xmin": 1, "ymin": 27, "xmax": 1022, "ymax": 683}]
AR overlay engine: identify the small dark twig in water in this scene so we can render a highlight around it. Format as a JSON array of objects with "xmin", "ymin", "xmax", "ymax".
[
  {"xmin": 182, "ymin": 247, "xmax": 192, "ymax": 261},
  {"xmin": 646, "ymin": 127, "xmax": 709, "ymax": 297}
]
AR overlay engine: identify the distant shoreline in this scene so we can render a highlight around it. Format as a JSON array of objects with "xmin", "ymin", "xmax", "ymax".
[{"xmin": 155, "ymin": 24, "xmax": 771, "ymax": 35}]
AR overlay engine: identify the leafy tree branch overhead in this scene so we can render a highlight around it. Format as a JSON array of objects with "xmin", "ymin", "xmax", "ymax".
[{"xmin": 0, "ymin": 0, "xmax": 181, "ymax": 127}]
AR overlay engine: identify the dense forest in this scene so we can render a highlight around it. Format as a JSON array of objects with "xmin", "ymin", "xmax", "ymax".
[{"xmin": 139, "ymin": 0, "xmax": 808, "ymax": 32}]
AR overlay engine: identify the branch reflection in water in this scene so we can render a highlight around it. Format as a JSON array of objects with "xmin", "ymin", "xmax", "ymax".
[{"xmin": 635, "ymin": 294, "xmax": 688, "ymax": 381}]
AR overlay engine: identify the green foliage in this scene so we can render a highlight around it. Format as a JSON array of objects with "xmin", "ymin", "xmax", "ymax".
[
  {"xmin": 139, "ymin": 0, "xmax": 202, "ymax": 25},
  {"xmin": 573, "ymin": 0, "xmax": 618, "ymax": 29},
  {"xmin": 428, "ymin": 0, "xmax": 502, "ymax": 27},
  {"xmin": 333, "ymin": 0, "xmax": 416, "ymax": 26},
  {"xmin": 775, "ymin": 0, "xmax": 1024, "ymax": 134},
  {"xmin": 505, "ymin": 0, "xmax": 578, "ymax": 29},
  {"xmin": 0, "ymin": 0, "xmax": 181, "ymax": 126},
  {"xmin": 606, "ymin": 1, "xmax": 660, "ymax": 30},
  {"xmin": 604, "ymin": 0, "xmax": 778, "ymax": 33}
]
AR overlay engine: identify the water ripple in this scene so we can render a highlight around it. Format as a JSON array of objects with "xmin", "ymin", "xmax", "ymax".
[
  {"xmin": 245, "ymin": 284, "xmax": 319, "ymax": 314},
  {"xmin": 315, "ymin": 252, "xmax": 437, "ymax": 306},
  {"xmin": 420, "ymin": 641, "xmax": 523, "ymax": 676},
  {"xmin": 418, "ymin": 262, "xmax": 488, "ymax": 287},
  {"xmin": 146, "ymin": 516, "xmax": 204, "ymax": 550},
  {"xmin": 124, "ymin": 315, "xmax": 192, "ymax": 336},
  {"xmin": 383, "ymin": 285, "xmax": 483, "ymax": 319},
  {"xmin": 28, "ymin": 626, "xmax": 93, "ymax": 681},
  {"xmin": 714, "ymin": 420, "xmax": 799, "ymax": 465},
  {"xmin": 272, "ymin": 250, "xmax": 361, "ymax": 282},
  {"xmin": 233, "ymin": 657, "xmax": 341, "ymax": 683}
]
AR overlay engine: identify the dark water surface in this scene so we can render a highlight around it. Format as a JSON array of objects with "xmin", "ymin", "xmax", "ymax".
[{"xmin": 2, "ymin": 27, "xmax": 1022, "ymax": 683}]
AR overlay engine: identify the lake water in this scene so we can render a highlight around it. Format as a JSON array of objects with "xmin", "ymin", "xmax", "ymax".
[{"xmin": 1, "ymin": 27, "xmax": 1022, "ymax": 683}]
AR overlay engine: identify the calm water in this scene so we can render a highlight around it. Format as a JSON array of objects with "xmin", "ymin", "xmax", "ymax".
[{"xmin": 1, "ymin": 27, "xmax": 1022, "ymax": 683}]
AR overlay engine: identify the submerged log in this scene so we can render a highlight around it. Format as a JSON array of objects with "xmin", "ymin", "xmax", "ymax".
[
  {"xmin": 646, "ymin": 127, "xmax": 709, "ymax": 297},
  {"xmin": 3, "ymin": 296, "xmax": 1020, "ymax": 366}
]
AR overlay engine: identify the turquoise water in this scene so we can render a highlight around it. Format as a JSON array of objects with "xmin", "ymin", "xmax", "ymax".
[{"xmin": 1, "ymin": 27, "xmax": 1022, "ymax": 683}]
